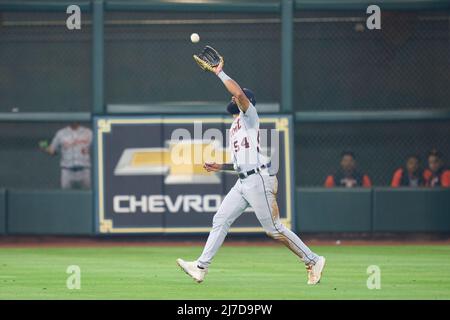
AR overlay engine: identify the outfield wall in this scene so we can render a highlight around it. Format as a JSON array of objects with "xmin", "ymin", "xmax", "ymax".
[
  {"xmin": 1, "ymin": 1, "xmax": 449, "ymax": 189},
  {"xmin": 0, "ymin": 189, "xmax": 6, "ymax": 235},
  {"xmin": 1, "ymin": 188, "xmax": 449, "ymax": 235},
  {"xmin": 5, "ymin": 190, "xmax": 93, "ymax": 235},
  {"xmin": 0, "ymin": 1, "xmax": 449, "ymax": 236},
  {"xmin": 296, "ymin": 188, "xmax": 373, "ymax": 232},
  {"xmin": 296, "ymin": 188, "xmax": 450, "ymax": 233}
]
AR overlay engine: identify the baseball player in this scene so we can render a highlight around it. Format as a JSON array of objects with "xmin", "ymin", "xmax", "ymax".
[
  {"xmin": 177, "ymin": 46, "xmax": 325, "ymax": 285},
  {"xmin": 39, "ymin": 122, "xmax": 92, "ymax": 189}
]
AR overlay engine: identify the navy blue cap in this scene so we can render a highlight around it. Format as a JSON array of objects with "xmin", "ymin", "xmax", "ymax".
[{"xmin": 226, "ymin": 88, "xmax": 256, "ymax": 115}]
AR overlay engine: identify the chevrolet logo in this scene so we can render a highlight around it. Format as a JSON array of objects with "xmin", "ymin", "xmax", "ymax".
[{"xmin": 114, "ymin": 140, "xmax": 231, "ymax": 184}]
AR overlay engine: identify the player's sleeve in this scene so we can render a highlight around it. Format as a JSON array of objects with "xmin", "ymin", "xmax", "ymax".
[
  {"xmin": 324, "ymin": 175, "xmax": 335, "ymax": 187},
  {"xmin": 241, "ymin": 103, "xmax": 258, "ymax": 128},
  {"xmin": 362, "ymin": 174, "xmax": 372, "ymax": 187},
  {"xmin": 441, "ymin": 170, "xmax": 450, "ymax": 187},
  {"xmin": 49, "ymin": 130, "xmax": 62, "ymax": 151},
  {"xmin": 391, "ymin": 168, "xmax": 403, "ymax": 187}
]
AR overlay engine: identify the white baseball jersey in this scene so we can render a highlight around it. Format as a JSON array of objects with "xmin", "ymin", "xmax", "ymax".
[
  {"xmin": 228, "ymin": 103, "xmax": 269, "ymax": 172},
  {"xmin": 50, "ymin": 126, "xmax": 92, "ymax": 168},
  {"xmin": 197, "ymin": 104, "xmax": 320, "ymax": 270}
]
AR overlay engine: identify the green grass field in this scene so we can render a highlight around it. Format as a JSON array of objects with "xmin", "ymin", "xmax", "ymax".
[{"xmin": 1, "ymin": 244, "xmax": 449, "ymax": 299}]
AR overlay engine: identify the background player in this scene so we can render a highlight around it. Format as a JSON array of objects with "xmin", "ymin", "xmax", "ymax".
[
  {"xmin": 39, "ymin": 122, "xmax": 92, "ymax": 189},
  {"xmin": 324, "ymin": 151, "xmax": 372, "ymax": 188},
  {"xmin": 424, "ymin": 150, "xmax": 450, "ymax": 187},
  {"xmin": 177, "ymin": 46, "xmax": 325, "ymax": 285},
  {"xmin": 391, "ymin": 155, "xmax": 425, "ymax": 187}
]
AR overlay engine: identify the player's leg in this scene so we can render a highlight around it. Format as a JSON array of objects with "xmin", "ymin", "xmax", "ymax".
[
  {"xmin": 69, "ymin": 170, "xmax": 83, "ymax": 189},
  {"xmin": 197, "ymin": 181, "xmax": 249, "ymax": 268},
  {"xmin": 177, "ymin": 180, "xmax": 248, "ymax": 283},
  {"xmin": 243, "ymin": 173, "xmax": 325, "ymax": 283},
  {"xmin": 60, "ymin": 169, "xmax": 72, "ymax": 189},
  {"xmin": 80, "ymin": 168, "xmax": 91, "ymax": 189}
]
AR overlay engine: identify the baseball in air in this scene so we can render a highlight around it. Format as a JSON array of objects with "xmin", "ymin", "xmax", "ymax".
[{"xmin": 190, "ymin": 33, "xmax": 200, "ymax": 43}]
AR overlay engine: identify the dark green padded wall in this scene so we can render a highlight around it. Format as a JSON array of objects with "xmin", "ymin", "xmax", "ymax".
[
  {"xmin": 7, "ymin": 190, "xmax": 93, "ymax": 235},
  {"xmin": 296, "ymin": 188, "xmax": 450, "ymax": 233},
  {"xmin": 2, "ymin": 188, "xmax": 450, "ymax": 234},
  {"xmin": 0, "ymin": 189, "xmax": 6, "ymax": 234},
  {"xmin": 296, "ymin": 188, "xmax": 372, "ymax": 232},
  {"xmin": 373, "ymin": 188, "xmax": 450, "ymax": 232}
]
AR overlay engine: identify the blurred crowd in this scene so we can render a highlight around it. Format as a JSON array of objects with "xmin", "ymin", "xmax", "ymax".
[{"xmin": 324, "ymin": 150, "xmax": 450, "ymax": 188}]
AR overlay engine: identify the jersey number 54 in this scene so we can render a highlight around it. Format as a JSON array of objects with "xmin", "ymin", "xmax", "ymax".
[{"xmin": 233, "ymin": 137, "xmax": 250, "ymax": 152}]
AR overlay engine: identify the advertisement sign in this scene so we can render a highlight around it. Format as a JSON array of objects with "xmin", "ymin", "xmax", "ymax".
[{"xmin": 94, "ymin": 116, "xmax": 293, "ymax": 233}]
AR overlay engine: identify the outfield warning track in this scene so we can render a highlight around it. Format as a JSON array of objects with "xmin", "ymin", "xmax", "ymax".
[{"xmin": 0, "ymin": 236, "xmax": 449, "ymax": 248}]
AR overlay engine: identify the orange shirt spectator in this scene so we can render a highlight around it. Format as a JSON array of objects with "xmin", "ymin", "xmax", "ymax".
[
  {"xmin": 324, "ymin": 151, "xmax": 372, "ymax": 188},
  {"xmin": 391, "ymin": 155, "xmax": 425, "ymax": 187},
  {"xmin": 424, "ymin": 150, "xmax": 450, "ymax": 187},
  {"xmin": 424, "ymin": 169, "xmax": 450, "ymax": 187}
]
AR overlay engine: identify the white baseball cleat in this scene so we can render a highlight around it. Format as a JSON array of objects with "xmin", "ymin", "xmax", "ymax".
[
  {"xmin": 176, "ymin": 258, "xmax": 208, "ymax": 283},
  {"xmin": 306, "ymin": 256, "xmax": 326, "ymax": 285}
]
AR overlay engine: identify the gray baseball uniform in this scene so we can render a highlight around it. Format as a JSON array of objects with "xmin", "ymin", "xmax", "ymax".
[
  {"xmin": 50, "ymin": 125, "xmax": 92, "ymax": 189},
  {"xmin": 197, "ymin": 104, "xmax": 319, "ymax": 268}
]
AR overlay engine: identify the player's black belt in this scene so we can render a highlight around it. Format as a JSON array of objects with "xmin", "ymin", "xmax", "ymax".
[
  {"xmin": 238, "ymin": 163, "xmax": 272, "ymax": 179},
  {"xmin": 62, "ymin": 166, "xmax": 89, "ymax": 172}
]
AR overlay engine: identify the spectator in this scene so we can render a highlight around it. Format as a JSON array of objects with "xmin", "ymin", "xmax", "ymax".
[
  {"xmin": 423, "ymin": 150, "xmax": 450, "ymax": 187},
  {"xmin": 324, "ymin": 151, "xmax": 372, "ymax": 188},
  {"xmin": 39, "ymin": 122, "xmax": 92, "ymax": 189},
  {"xmin": 391, "ymin": 155, "xmax": 425, "ymax": 187}
]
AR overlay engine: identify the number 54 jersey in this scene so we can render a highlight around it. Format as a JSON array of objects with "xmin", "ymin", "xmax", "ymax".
[{"xmin": 228, "ymin": 103, "xmax": 270, "ymax": 173}]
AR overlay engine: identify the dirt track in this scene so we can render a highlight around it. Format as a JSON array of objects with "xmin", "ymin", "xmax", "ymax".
[{"xmin": 0, "ymin": 236, "xmax": 449, "ymax": 248}]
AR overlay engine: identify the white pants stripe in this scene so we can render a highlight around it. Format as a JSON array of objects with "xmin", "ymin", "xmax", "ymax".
[{"xmin": 197, "ymin": 173, "xmax": 319, "ymax": 268}]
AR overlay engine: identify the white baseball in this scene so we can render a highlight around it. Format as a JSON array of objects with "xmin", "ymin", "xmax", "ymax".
[{"xmin": 190, "ymin": 33, "xmax": 200, "ymax": 43}]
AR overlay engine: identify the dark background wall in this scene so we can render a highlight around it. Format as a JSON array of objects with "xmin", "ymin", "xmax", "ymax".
[
  {"xmin": 105, "ymin": 11, "xmax": 281, "ymax": 104},
  {"xmin": 0, "ymin": 12, "xmax": 92, "ymax": 112},
  {"xmin": 1, "ymin": 5, "xmax": 448, "ymax": 189},
  {"xmin": 294, "ymin": 10, "xmax": 450, "ymax": 111},
  {"xmin": 296, "ymin": 120, "xmax": 450, "ymax": 186},
  {"xmin": 0, "ymin": 0, "xmax": 449, "ymax": 235}
]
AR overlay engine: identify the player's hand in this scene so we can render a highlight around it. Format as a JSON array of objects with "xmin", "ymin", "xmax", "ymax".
[
  {"xmin": 38, "ymin": 140, "xmax": 49, "ymax": 150},
  {"xmin": 212, "ymin": 59, "xmax": 224, "ymax": 75},
  {"xmin": 203, "ymin": 162, "xmax": 222, "ymax": 172}
]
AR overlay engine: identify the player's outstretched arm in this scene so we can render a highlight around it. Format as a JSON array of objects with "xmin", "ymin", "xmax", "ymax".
[
  {"xmin": 193, "ymin": 46, "xmax": 250, "ymax": 112},
  {"xmin": 203, "ymin": 162, "xmax": 234, "ymax": 172},
  {"xmin": 212, "ymin": 61, "xmax": 250, "ymax": 113}
]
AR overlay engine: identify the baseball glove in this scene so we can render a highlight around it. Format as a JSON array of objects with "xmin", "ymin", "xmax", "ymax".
[{"xmin": 193, "ymin": 46, "xmax": 224, "ymax": 73}]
